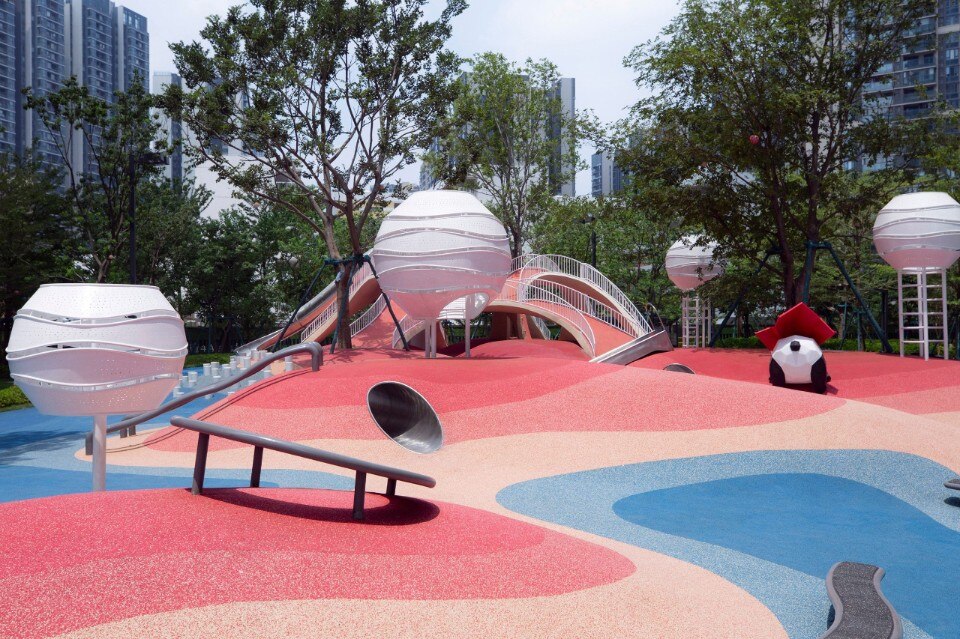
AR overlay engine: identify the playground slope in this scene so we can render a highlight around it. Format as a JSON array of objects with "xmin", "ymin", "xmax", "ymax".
[
  {"xmin": 633, "ymin": 348, "xmax": 960, "ymax": 415},
  {"xmin": 3, "ymin": 347, "xmax": 960, "ymax": 638}
]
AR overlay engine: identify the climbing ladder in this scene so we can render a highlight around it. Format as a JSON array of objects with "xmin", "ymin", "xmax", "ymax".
[
  {"xmin": 680, "ymin": 294, "xmax": 711, "ymax": 348},
  {"xmin": 898, "ymin": 269, "xmax": 948, "ymax": 360}
]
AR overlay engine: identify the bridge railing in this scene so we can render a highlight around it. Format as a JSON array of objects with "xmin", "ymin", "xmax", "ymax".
[
  {"xmin": 516, "ymin": 254, "xmax": 652, "ymax": 335},
  {"xmin": 300, "ymin": 262, "xmax": 374, "ymax": 343}
]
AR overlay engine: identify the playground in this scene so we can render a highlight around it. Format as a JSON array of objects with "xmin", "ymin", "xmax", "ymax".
[{"xmin": 2, "ymin": 190, "xmax": 960, "ymax": 639}]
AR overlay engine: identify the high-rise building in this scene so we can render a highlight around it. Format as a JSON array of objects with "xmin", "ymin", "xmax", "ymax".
[
  {"xmin": 591, "ymin": 150, "xmax": 624, "ymax": 198},
  {"xmin": 64, "ymin": 0, "xmax": 148, "ymax": 173},
  {"xmin": 113, "ymin": 3, "xmax": 146, "ymax": 91},
  {"xmin": 861, "ymin": 3, "xmax": 960, "ymax": 171},
  {"xmin": 152, "ymin": 71, "xmax": 187, "ymax": 184},
  {"xmin": 549, "ymin": 77, "xmax": 576, "ymax": 198},
  {"xmin": 2, "ymin": 1, "xmax": 68, "ymax": 165},
  {"xmin": 0, "ymin": 1, "xmax": 17, "ymax": 155}
]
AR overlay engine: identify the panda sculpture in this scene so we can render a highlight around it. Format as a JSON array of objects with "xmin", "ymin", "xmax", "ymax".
[{"xmin": 756, "ymin": 303, "xmax": 836, "ymax": 394}]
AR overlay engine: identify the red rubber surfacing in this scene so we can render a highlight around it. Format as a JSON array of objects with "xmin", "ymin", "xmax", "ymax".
[
  {"xmin": 633, "ymin": 349, "xmax": 960, "ymax": 412},
  {"xmin": 0, "ymin": 488, "xmax": 634, "ymax": 639}
]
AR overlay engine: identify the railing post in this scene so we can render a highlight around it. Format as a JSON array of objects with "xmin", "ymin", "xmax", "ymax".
[
  {"xmin": 250, "ymin": 445, "xmax": 264, "ymax": 488},
  {"xmin": 386, "ymin": 478, "xmax": 397, "ymax": 497},
  {"xmin": 353, "ymin": 471, "xmax": 367, "ymax": 520},
  {"xmin": 192, "ymin": 433, "xmax": 210, "ymax": 495}
]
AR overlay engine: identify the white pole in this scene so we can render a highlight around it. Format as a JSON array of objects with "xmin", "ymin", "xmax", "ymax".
[
  {"xmin": 941, "ymin": 268, "xmax": 949, "ymax": 360},
  {"xmin": 464, "ymin": 317, "xmax": 471, "ymax": 358},
  {"xmin": 92, "ymin": 414, "xmax": 107, "ymax": 492}
]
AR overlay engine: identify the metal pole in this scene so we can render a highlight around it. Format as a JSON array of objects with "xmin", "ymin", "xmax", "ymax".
[
  {"xmin": 821, "ymin": 243, "xmax": 892, "ymax": 354},
  {"xmin": 92, "ymin": 414, "xmax": 107, "ymax": 491},
  {"xmin": 464, "ymin": 317, "xmax": 471, "ymax": 358},
  {"xmin": 128, "ymin": 153, "xmax": 137, "ymax": 284},
  {"xmin": 590, "ymin": 229, "xmax": 597, "ymax": 268}
]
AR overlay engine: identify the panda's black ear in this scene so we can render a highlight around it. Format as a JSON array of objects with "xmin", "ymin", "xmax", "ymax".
[
  {"xmin": 790, "ymin": 340, "xmax": 801, "ymax": 352},
  {"xmin": 811, "ymin": 356, "xmax": 828, "ymax": 394},
  {"xmin": 769, "ymin": 359, "xmax": 786, "ymax": 387}
]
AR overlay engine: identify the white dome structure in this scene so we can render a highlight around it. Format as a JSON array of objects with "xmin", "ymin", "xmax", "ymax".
[
  {"xmin": 7, "ymin": 284, "xmax": 187, "ymax": 415},
  {"xmin": 873, "ymin": 192, "xmax": 960, "ymax": 272},
  {"xmin": 665, "ymin": 235, "xmax": 723, "ymax": 292},
  {"xmin": 5, "ymin": 284, "xmax": 187, "ymax": 490},
  {"xmin": 371, "ymin": 190, "xmax": 511, "ymax": 355}
]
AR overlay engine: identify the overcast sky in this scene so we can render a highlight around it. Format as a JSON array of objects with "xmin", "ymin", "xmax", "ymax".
[{"xmin": 120, "ymin": 0, "xmax": 682, "ymax": 195}]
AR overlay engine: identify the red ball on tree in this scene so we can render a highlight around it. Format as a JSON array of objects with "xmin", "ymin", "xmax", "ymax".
[{"xmin": 749, "ymin": 134, "xmax": 760, "ymax": 145}]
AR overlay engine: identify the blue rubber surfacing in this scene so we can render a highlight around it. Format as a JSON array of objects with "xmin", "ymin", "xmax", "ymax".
[{"xmin": 497, "ymin": 449, "xmax": 959, "ymax": 639}]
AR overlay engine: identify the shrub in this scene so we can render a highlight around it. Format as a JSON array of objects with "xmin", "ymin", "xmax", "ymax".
[
  {"xmin": 184, "ymin": 353, "xmax": 232, "ymax": 368},
  {"xmin": 0, "ymin": 384, "xmax": 30, "ymax": 410}
]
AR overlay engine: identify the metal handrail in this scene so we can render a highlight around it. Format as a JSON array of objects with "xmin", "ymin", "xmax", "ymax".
[
  {"xmin": 497, "ymin": 279, "xmax": 596, "ymax": 356},
  {"xmin": 529, "ymin": 315, "xmax": 554, "ymax": 339},
  {"xmin": 392, "ymin": 315, "xmax": 423, "ymax": 349},
  {"xmin": 83, "ymin": 342, "xmax": 323, "ymax": 455},
  {"xmin": 350, "ymin": 294, "xmax": 386, "ymax": 336},
  {"xmin": 173, "ymin": 416, "xmax": 435, "ymax": 521},
  {"xmin": 516, "ymin": 254, "xmax": 653, "ymax": 335},
  {"xmin": 300, "ymin": 262, "xmax": 375, "ymax": 343},
  {"xmin": 517, "ymin": 278, "xmax": 641, "ymax": 338}
]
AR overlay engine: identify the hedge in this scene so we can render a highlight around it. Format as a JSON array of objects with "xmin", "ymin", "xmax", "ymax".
[{"xmin": 0, "ymin": 384, "xmax": 30, "ymax": 410}]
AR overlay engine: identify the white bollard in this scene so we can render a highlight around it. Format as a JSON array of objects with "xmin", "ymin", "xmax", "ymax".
[
  {"xmin": 188, "ymin": 371, "xmax": 199, "ymax": 386},
  {"xmin": 202, "ymin": 363, "xmax": 212, "ymax": 377},
  {"xmin": 284, "ymin": 356, "xmax": 294, "ymax": 372}
]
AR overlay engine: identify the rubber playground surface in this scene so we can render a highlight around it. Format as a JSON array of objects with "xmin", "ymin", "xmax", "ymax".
[{"xmin": 2, "ymin": 342, "xmax": 959, "ymax": 638}]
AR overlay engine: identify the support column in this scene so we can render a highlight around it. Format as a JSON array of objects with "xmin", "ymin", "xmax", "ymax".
[
  {"xmin": 464, "ymin": 317, "xmax": 471, "ymax": 358},
  {"xmin": 91, "ymin": 415, "xmax": 107, "ymax": 492}
]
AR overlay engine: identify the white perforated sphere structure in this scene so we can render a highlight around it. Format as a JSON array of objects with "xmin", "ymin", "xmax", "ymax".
[
  {"xmin": 5, "ymin": 284, "xmax": 187, "ymax": 416},
  {"xmin": 873, "ymin": 192, "xmax": 960, "ymax": 272},
  {"xmin": 370, "ymin": 190, "xmax": 512, "ymax": 320},
  {"xmin": 665, "ymin": 235, "xmax": 723, "ymax": 292}
]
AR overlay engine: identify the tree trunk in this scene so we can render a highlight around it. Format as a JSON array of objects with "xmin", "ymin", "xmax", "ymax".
[{"xmin": 334, "ymin": 262, "xmax": 353, "ymax": 350}]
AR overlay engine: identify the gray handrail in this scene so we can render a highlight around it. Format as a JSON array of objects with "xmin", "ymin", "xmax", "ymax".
[
  {"xmin": 84, "ymin": 342, "xmax": 323, "ymax": 455},
  {"xmin": 173, "ymin": 416, "xmax": 436, "ymax": 520},
  {"xmin": 172, "ymin": 417, "xmax": 436, "ymax": 489}
]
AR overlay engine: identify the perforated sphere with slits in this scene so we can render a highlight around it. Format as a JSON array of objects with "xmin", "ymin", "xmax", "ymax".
[
  {"xmin": 873, "ymin": 192, "xmax": 960, "ymax": 272},
  {"xmin": 5, "ymin": 284, "xmax": 187, "ymax": 416},
  {"xmin": 370, "ymin": 190, "xmax": 512, "ymax": 320},
  {"xmin": 665, "ymin": 235, "xmax": 723, "ymax": 292}
]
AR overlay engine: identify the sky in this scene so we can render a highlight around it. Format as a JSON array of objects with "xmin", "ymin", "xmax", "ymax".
[{"xmin": 120, "ymin": 0, "xmax": 682, "ymax": 195}]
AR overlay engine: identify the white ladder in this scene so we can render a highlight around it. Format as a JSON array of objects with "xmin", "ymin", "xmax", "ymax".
[
  {"xmin": 680, "ymin": 294, "xmax": 711, "ymax": 348},
  {"xmin": 897, "ymin": 269, "xmax": 948, "ymax": 360}
]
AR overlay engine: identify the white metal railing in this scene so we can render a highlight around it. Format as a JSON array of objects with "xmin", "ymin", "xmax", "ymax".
[
  {"xmin": 350, "ymin": 294, "xmax": 386, "ymax": 337},
  {"xmin": 515, "ymin": 254, "xmax": 653, "ymax": 335},
  {"xmin": 391, "ymin": 315, "xmax": 424, "ymax": 349},
  {"xmin": 496, "ymin": 279, "xmax": 596, "ymax": 356},
  {"xmin": 529, "ymin": 315, "xmax": 554, "ymax": 339},
  {"xmin": 300, "ymin": 262, "xmax": 374, "ymax": 343},
  {"xmin": 516, "ymin": 278, "xmax": 643, "ymax": 339}
]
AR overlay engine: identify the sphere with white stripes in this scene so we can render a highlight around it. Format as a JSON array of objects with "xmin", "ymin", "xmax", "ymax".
[
  {"xmin": 665, "ymin": 235, "xmax": 723, "ymax": 292},
  {"xmin": 371, "ymin": 190, "xmax": 512, "ymax": 320},
  {"xmin": 5, "ymin": 284, "xmax": 187, "ymax": 416},
  {"xmin": 873, "ymin": 192, "xmax": 960, "ymax": 272}
]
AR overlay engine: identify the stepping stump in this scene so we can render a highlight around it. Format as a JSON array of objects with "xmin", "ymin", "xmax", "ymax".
[{"xmin": 822, "ymin": 562, "xmax": 902, "ymax": 639}]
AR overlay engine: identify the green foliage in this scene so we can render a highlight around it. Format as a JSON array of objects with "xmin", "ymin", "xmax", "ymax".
[
  {"xmin": 619, "ymin": 0, "xmax": 943, "ymax": 306},
  {"xmin": 184, "ymin": 353, "xmax": 232, "ymax": 367},
  {"xmin": 0, "ymin": 153, "xmax": 74, "ymax": 344},
  {"xmin": 426, "ymin": 53, "xmax": 594, "ymax": 256},
  {"xmin": 0, "ymin": 383, "xmax": 30, "ymax": 410},
  {"xmin": 24, "ymin": 75, "xmax": 165, "ymax": 282}
]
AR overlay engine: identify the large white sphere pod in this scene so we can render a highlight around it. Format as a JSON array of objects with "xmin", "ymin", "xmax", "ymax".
[
  {"xmin": 873, "ymin": 192, "xmax": 960, "ymax": 271},
  {"xmin": 6, "ymin": 284, "xmax": 187, "ymax": 416},
  {"xmin": 370, "ymin": 190, "xmax": 512, "ymax": 320},
  {"xmin": 665, "ymin": 235, "xmax": 723, "ymax": 291}
]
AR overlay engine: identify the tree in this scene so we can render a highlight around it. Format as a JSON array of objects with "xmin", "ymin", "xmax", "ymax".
[
  {"xmin": 24, "ymin": 75, "xmax": 165, "ymax": 282},
  {"xmin": 532, "ymin": 194, "xmax": 677, "ymax": 313},
  {"xmin": 162, "ymin": 0, "xmax": 465, "ymax": 348},
  {"xmin": 0, "ymin": 153, "xmax": 74, "ymax": 361},
  {"xmin": 126, "ymin": 177, "xmax": 212, "ymax": 309},
  {"xmin": 426, "ymin": 53, "xmax": 590, "ymax": 257},
  {"xmin": 621, "ymin": 0, "xmax": 937, "ymax": 306},
  {"xmin": 186, "ymin": 210, "xmax": 279, "ymax": 352}
]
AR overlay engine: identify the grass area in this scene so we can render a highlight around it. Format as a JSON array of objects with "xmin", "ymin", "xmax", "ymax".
[
  {"xmin": 0, "ymin": 380, "xmax": 30, "ymax": 411},
  {"xmin": 184, "ymin": 353, "xmax": 232, "ymax": 367}
]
